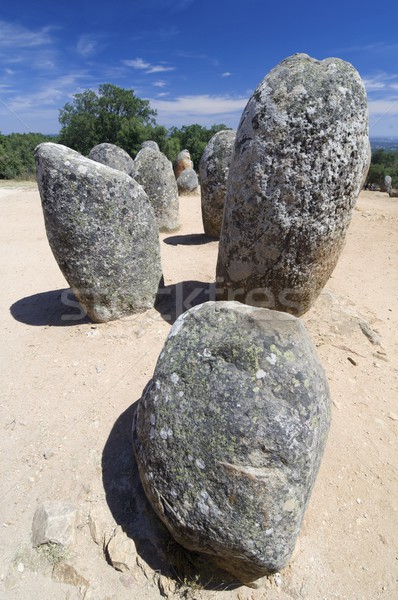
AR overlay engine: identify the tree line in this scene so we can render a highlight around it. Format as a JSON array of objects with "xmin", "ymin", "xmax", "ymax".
[{"xmin": 1, "ymin": 83, "xmax": 397, "ymax": 186}]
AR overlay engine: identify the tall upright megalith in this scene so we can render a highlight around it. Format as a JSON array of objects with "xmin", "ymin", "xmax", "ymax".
[
  {"xmin": 35, "ymin": 143, "xmax": 162, "ymax": 322},
  {"xmin": 216, "ymin": 54, "xmax": 369, "ymax": 316},
  {"xmin": 134, "ymin": 146, "xmax": 179, "ymax": 232},
  {"xmin": 199, "ymin": 129, "xmax": 236, "ymax": 238}
]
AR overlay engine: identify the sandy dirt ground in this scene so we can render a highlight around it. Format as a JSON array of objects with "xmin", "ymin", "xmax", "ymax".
[{"xmin": 0, "ymin": 184, "xmax": 397, "ymax": 600}]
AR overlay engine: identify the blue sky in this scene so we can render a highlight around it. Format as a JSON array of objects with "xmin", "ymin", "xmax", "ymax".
[{"xmin": 1, "ymin": 0, "xmax": 398, "ymax": 136}]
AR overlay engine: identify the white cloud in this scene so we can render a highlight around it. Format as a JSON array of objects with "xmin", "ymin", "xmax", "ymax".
[
  {"xmin": 222, "ymin": 72, "xmax": 232, "ymax": 78},
  {"xmin": 368, "ymin": 98, "xmax": 398, "ymax": 117},
  {"xmin": 123, "ymin": 57, "xmax": 151, "ymax": 69},
  {"xmin": 76, "ymin": 35, "xmax": 97, "ymax": 58},
  {"xmin": 146, "ymin": 65, "xmax": 175, "ymax": 74},
  {"xmin": 157, "ymin": 92, "xmax": 170, "ymax": 97},
  {"xmin": 153, "ymin": 80, "xmax": 167, "ymax": 88},
  {"xmin": 0, "ymin": 20, "xmax": 53, "ymax": 48},
  {"xmin": 123, "ymin": 57, "xmax": 175, "ymax": 74},
  {"xmin": 149, "ymin": 94, "xmax": 247, "ymax": 127}
]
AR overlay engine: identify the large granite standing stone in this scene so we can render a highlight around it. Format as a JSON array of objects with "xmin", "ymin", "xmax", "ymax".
[
  {"xmin": 134, "ymin": 147, "xmax": 179, "ymax": 231},
  {"xmin": 35, "ymin": 143, "xmax": 162, "ymax": 322},
  {"xmin": 133, "ymin": 301, "xmax": 331, "ymax": 584},
  {"xmin": 88, "ymin": 143, "xmax": 135, "ymax": 177},
  {"xmin": 176, "ymin": 168, "xmax": 199, "ymax": 195},
  {"xmin": 199, "ymin": 130, "xmax": 236, "ymax": 238},
  {"xmin": 216, "ymin": 54, "xmax": 369, "ymax": 316}
]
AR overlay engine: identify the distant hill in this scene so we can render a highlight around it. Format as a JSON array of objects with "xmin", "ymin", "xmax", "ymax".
[{"xmin": 370, "ymin": 137, "xmax": 398, "ymax": 151}]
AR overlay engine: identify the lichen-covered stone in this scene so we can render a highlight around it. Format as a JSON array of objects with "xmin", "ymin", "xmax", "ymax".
[
  {"xmin": 382, "ymin": 175, "xmax": 392, "ymax": 193},
  {"xmin": 173, "ymin": 149, "xmax": 193, "ymax": 179},
  {"xmin": 216, "ymin": 54, "xmax": 369, "ymax": 316},
  {"xmin": 141, "ymin": 140, "xmax": 160, "ymax": 152},
  {"xmin": 133, "ymin": 301, "xmax": 331, "ymax": 584},
  {"xmin": 199, "ymin": 130, "xmax": 236, "ymax": 238},
  {"xmin": 88, "ymin": 143, "xmax": 135, "ymax": 177},
  {"xmin": 35, "ymin": 142, "xmax": 162, "ymax": 322},
  {"xmin": 176, "ymin": 168, "xmax": 199, "ymax": 195},
  {"xmin": 134, "ymin": 147, "xmax": 179, "ymax": 231}
]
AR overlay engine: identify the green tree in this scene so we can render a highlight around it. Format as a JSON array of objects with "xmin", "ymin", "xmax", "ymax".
[
  {"xmin": 58, "ymin": 84, "xmax": 157, "ymax": 155},
  {"xmin": 0, "ymin": 132, "xmax": 55, "ymax": 180},
  {"xmin": 366, "ymin": 149, "xmax": 398, "ymax": 188},
  {"xmin": 167, "ymin": 123, "xmax": 231, "ymax": 169}
]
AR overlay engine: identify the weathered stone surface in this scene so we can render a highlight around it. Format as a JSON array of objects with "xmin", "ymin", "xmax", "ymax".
[
  {"xmin": 134, "ymin": 146, "xmax": 179, "ymax": 231},
  {"xmin": 176, "ymin": 168, "xmax": 199, "ymax": 195},
  {"xmin": 141, "ymin": 140, "xmax": 160, "ymax": 152},
  {"xmin": 216, "ymin": 54, "xmax": 369, "ymax": 316},
  {"xmin": 389, "ymin": 188, "xmax": 398, "ymax": 198},
  {"xmin": 88, "ymin": 143, "xmax": 135, "ymax": 177},
  {"xmin": 382, "ymin": 175, "xmax": 392, "ymax": 193},
  {"xmin": 35, "ymin": 143, "xmax": 162, "ymax": 322},
  {"xmin": 32, "ymin": 501, "xmax": 77, "ymax": 547},
  {"xmin": 199, "ymin": 130, "xmax": 236, "ymax": 237},
  {"xmin": 106, "ymin": 526, "xmax": 137, "ymax": 573},
  {"xmin": 173, "ymin": 149, "xmax": 193, "ymax": 179},
  {"xmin": 133, "ymin": 301, "xmax": 331, "ymax": 584},
  {"xmin": 52, "ymin": 562, "xmax": 89, "ymax": 588}
]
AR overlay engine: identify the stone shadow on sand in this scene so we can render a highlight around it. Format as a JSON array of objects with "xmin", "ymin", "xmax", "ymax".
[
  {"xmin": 102, "ymin": 401, "xmax": 240, "ymax": 591},
  {"xmin": 162, "ymin": 233, "xmax": 218, "ymax": 246},
  {"xmin": 10, "ymin": 288, "xmax": 90, "ymax": 326},
  {"xmin": 155, "ymin": 280, "xmax": 216, "ymax": 325}
]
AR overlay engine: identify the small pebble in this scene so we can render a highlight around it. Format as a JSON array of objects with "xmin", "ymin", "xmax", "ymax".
[{"xmin": 17, "ymin": 563, "xmax": 24, "ymax": 573}]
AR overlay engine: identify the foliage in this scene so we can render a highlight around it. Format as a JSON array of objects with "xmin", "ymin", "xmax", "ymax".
[
  {"xmin": 58, "ymin": 84, "xmax": 157, "ymax": 155},
  {"xmin": 366, "ymin": 148, "xmax": 398, "ymax": 188},
  {"xmin": 168, "ymin": 123, "xmax": 230, "ymax": 170},
  {"xmin": 0, "ymin": 132, "xmax": 55, "ymax": 179}
]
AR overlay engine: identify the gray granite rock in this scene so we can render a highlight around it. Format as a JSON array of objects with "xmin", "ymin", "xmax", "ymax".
[
  {"xmin": 35, "ymin": 143, "xmax": 162, "ymax": 322},
  {"xmin": 216, "ymin": 54, "xmax": 369, "ymax": 316},
  {"xmin": 133, "ymin": 301, "xmax": 331, "ymax": 584},
  {"xmin": 134, "ymin": 146, "xmax": 179, "ymax": 231},
  {"xmin": 32, "ymin": 501, "xmax": 77, "ymax": 547},
  {"xmin": 141, "ymin": 140, "xmax": 160, "ymax": 152},
  {"xmin": 382, "ymin": 175, "xmax": 392, "ymax": 193},
  {"xmin": 176, "ymin": 168, "xmax": 199, "ymax": 195},
  {"xmin": 173, "ymin": 149, "xmax": 193, "ymax": 179},
  {"xmin": 199, "ymin": 130, "xmax": 236, "ymax": 238},
  {"xmin": 88, "ymin": 143, "xmax": 135, "ymax": 177}
]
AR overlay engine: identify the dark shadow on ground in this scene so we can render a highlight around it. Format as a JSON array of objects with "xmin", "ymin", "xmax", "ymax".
[
  {"xmin": 155, "ymin": 280, "xmax": 216, "ymax": 325},
  {"xmin": 102, "ymin": 401, "xmax": 240, "ymax": 591},
  {"xmin": 10, "ymin": 288, "xmax": 90, "ymax": 326},
  {"xmin": 162, "ymin": 233, "xmax": 218, "ymax": 246}
]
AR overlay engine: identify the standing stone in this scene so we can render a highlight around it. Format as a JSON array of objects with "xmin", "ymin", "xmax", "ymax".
[
  {"xmin": 141, "ymin": 140, "xmax": 160, "ymax": 152},
  {"xmin": 134, "ymin": 146, "xmax": 179, "ymax": 231},
  {"xmin": 176, "ymin": 168, "xmax": 199, "ymax": 195},
  {"xmin": 35, "ymin": 143, "xmax": 162, "ymax": 322},
  {"xmin": 199, "ymin": 130, "xmax": 236, "ymax": 238},
  {"xmin": 133, "ymin": 301, "xmax": 331, "ymax": 585},
  {"xmin": 383, "ymin": 175, "xmax": 392, "ymax": 193},
  {"xmin": 88, "ymin": 143, "xmax": 135, "ymax": 177},
  {"xmin": 173, "ymin": 149, "xmax": 193, "ymax": 179},
  {"xmin": 216, "ymin": 54, "xmax": 369, "ymax": 316}
]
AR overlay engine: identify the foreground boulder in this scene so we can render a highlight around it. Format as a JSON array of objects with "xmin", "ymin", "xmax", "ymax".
[
  {"xmin": 88, "ymin": 143, "xmax": 135, "ymax": 177},
  {"xmin": 133, "ymin": 301, "xmax": 331, "ymax": 584},
  {"xmin": 134, "ymin": 146, "xmax": 179, "ymax": 231},
  {"xmin": 216, "ymin": 54, "xmax": 369, "ymax": 316},
  {"xmin": 176, "ymin": 168, "xmax": 199, "ymax": 195},
  {"xmin": 199, "ymin": 130, "xmax": 236, "ymax": 238},
  {"xmin": 36, "ymin": 143, "xmax": 162, "ymax": 322}
]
